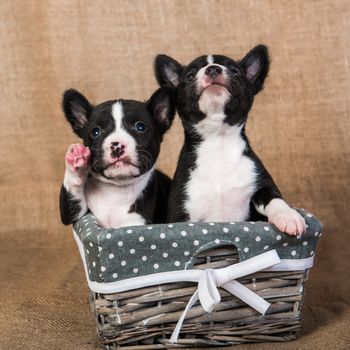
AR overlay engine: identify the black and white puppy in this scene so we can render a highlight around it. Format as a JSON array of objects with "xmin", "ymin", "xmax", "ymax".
[
  {"xmin": 59, "ymin": 87, "xmax": 175, "ymax": 228},
  {"xmin": 154, "ymin": 45, "xmax": 306, "ymax": 235}
]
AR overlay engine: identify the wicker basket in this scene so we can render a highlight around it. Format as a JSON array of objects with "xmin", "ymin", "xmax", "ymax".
[{"xmin": 73, "ymin": 209, "xmax": 322, "ymax": 349}]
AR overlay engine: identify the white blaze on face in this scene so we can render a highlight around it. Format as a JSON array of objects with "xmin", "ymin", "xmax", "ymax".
[
  {"xmin": 102, "ymin": 101, "xmax": 139, "ymax": 178},
  {"xmin": 207, "ymin": 55, "xmax": 214, "ymax": 65},
  {"xmin": 196, "ymin": 55, "xmax": 231, "ymax": 117}
]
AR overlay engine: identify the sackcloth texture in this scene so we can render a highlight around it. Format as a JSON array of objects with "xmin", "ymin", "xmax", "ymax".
[{"xmin": 0, "ymin": 1, "xmax": 349, "ymax": 349}]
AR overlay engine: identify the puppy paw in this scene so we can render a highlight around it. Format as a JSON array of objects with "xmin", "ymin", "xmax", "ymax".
[
  {"xmin": 65, "ymin": 144, "xmax": 91, "ymax": 172},
  {"xmin": 265, "ymin": 199, "xmax": 306, "ymax": 236},
  {"xmin": 64, "ymin": 144, "xmax": 91, "ymax": 188},
  {"xmin": 268, "ymin": 207, "xmax": 306, "ymax": 236}
]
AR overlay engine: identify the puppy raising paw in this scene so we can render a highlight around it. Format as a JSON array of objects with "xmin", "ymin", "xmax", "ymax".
[
  {"xmin": 64, "ymin": 144, "xmax": 91, "ymax": 187},
  {"xmin": 265, "ymin": 199, "xmax": 306, "ymax": 236},
  {"xmin": 65, "ymin": 143, "xmax": 91, "ymax": 172}
]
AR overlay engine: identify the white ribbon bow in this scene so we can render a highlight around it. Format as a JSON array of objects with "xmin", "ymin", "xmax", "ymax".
[{"xmin": 170, "ymin": 250, "xmax": 281, "ymax": 343}]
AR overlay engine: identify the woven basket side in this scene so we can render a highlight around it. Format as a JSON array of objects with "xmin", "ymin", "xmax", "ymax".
[{"xmin": 89, "ymin": 246, "xmax": 305, "ymax": 348}]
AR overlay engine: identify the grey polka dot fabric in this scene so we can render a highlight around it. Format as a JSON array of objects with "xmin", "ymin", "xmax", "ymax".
[{"xmin": 73, "ymin": 209, "xmax": 323, "ymax": 283}]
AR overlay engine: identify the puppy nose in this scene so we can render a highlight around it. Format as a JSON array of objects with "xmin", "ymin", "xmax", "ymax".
[
  {"xmin": 205, "ymin": 65, "xmax": 223, "ymax": 78},
  {"xmin": 111, "ymin": 142, "xmax": 125, "ymax": 158}
]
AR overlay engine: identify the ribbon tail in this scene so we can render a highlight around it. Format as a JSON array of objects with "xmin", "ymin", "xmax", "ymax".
[
  {"xmin": 169, "ymin": 290, "xmax": 199, "ymax": 343},
  {"xmin": 222, "ymin": 280, "xmax": 270, "ymax": 315}
]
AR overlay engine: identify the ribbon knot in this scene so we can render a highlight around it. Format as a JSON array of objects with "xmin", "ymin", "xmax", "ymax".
[
  {"xmin": 169, "ymin": 250, "xmax": 281, "ymax": 343},
  {"xmin": 198, "ymin": 269, "xmax": 220, "ymax": 312}
]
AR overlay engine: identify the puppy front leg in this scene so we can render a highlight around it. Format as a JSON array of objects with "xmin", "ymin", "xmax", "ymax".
[
  {"xmin": 59, "ymin": 144, "xmax": 91, "ymax": 225},
  {"xmin": 253, "ymin": 188, "xmax": 306, "ymax": 236}
]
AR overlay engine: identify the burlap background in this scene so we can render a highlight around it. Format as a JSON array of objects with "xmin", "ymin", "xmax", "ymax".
[{"xmin": 0, "ymin": 1, "xmax": 349, "ymax": 349}]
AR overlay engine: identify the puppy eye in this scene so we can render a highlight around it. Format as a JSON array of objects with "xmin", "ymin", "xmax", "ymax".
[
  {"xmin": 228, "ymin": 66, "xmax": 240, "ymax": 76},
  {"xmin": 90, "ymin": 126, "xmax": 102, "ymax": 138},
  {"xmin": 185, "ymin": 69, "xmax": 196, "ymax": 81},
  {"xmin": 135, "ymin": 121, "xmax": 147, "ymax": 133}
]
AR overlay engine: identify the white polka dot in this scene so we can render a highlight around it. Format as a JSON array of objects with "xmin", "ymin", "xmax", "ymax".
[
  {"xmin": 235, "ymin": 237, "xmax": 240, "ymax": 243},
  {"xmin": 188, "ymin": 223, "xmax": 194, "ymax": 226},
  {"xmin": 296, "ymin": 235, "xmax": 301, "ymax": 239},
  {"xmin": 314, "ymin": 232, "xmax": 319, "ymax": 237},
  {"xmin": 302, "ymin": 241, "xmax": 308, "ymax": 246},
  {"xmin": 92, "ymin": 261, "xmax": 96, "ymax": 267},
  {"xmin": 194, "ymin": 240, "xmax": 199, "ymax": 246},
  {"xmin": 264, "ymin": 245, "xmax": 269, "ymax": 250},
  {"xmin": 243, "ymin": 227, "xmax": 249, "ymax": 232},
  {"xmin": 147, "ymin": 226, "xmax": 153, "ymax": 230},
  {"xmin": 139, "ymin": 236, "xmax": 144, "ymax": 242},
  {"xmin": 163, "ymin": 253, "xmax": 168, "ymax": 258},
  {"xmin": 89, "ymin": 242, "xmax": 93, "ymax": 247},
  {"xmin": 88, "ymin": 269, "xmax": 91, "ymax": 274},
  {"xmin": 215, "ymin": 239, "xmax": 220, "ymax": 244},
  {"xmin": 243, "ymin": 247, "xmax": 249, "ymax": 253},
  {"xmin": 86, "ymin": 249, "xmax": 89, "ymax": 254},
  {"xmin": 174, "ymin": 261, "xmax": 180, "ymax": 266},
  {"xmin": 160, "ymin": 233, "xmax": 166, "ymax": 239},
  {"xmin": 181, "ymin": 231, "xmax": 187, "ymax": 237},
  {"xmin": 109, "ymin": 253, "xmax": 114, "ymax": 259},
  {"xmin": 230, "ymin": 222, "xmax": 235, "ymax": 225},
  {"xmin": 133, "ymin": 268, "xmax": 139, "ymax": 273},
  {"xmin": 209, "ymin": 223, "xmax": 215, "ymax": 226},
  {"xmin": 130, "ymin": 249, "xmax": 135, "ymax": 254},
  {"xmin": 142, "ymin": 256, "xmax": 147, "ymax": 261},
  {"xmin": 291, "ymin": 250, "xmax": 297, "ymax": 256},
  {"xmin": 112, "ymin": 273, "xmax": 118, "ymax": 278},
  {"xmin": 151, "ymin": 244, "xmax": 157, "ymax": 250},
  {"xmin": 106, "ymin": 233, "xmax": 111, "ymax": 239},
  {"xmin": 306, "ymin": 213, "xmax": 313, "ymax": 217},
  {"xmin": 264, "ymin": 226, "xmax": 269, "ymax": 231},
  {"xmin": 255, "ymin": 236, "xmax": 261, "ymax": 242},
  {"xmin": 202, "ymin": 229, "xmax": 208, "ymax": 234},
  {"xmin": 127, "ymin": 229, "xmax": 132, "ymax": 234},
  {"xmin": 172, "ymin": 242, "xmax": 178, "ymax": 248},
  {"xmin": 121, "ymin": 260, "xmax": 126, "ymax": 266},
  {"xmin": 101, "ymin": 266, "xmax": 106, "ymax": 272},
  {"xmin": 250, "ymin": 221, "xmax": 256, "ymax": 224},
  {"xmin": 168, "ymin": 224, "xmax": 173, "ymax": 228},
  {"xmin": 319, "ymin": 232, "xmax": 323, "ymax": 237},
  {"xmin": 283, "ymin": 242, "xmax": 288, "ymax": 247},
  {"xmin": 184, "ymin": 251, "xmax": 189, "ymax": 256},
  {"xmin": 154, "ymin": 263, "xmax": 159, "ymax": 269},
  {"xmin": 98, "ymin": 247, "xmax": 102, "ymax": 252},
  {"xmin": 223, "ymin": 227, "xmax": 229, "ymax": 233},
  {"xmin": 118, "ymin": 241, "xmax": 123, "ymax": 247},
  {"xmin": 310, "ymin": 250, "xmax": 315, "ymax": 256},
  {"xmin": 276, "ymin": 235, "xmax": 282, "ymax": 241}
]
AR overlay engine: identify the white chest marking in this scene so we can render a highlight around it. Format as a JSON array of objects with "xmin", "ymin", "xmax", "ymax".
[
  {"xmin": 85, "ymin": 171, "xmax": 152, "ymax": 228},
  {"xmin": 185, "ymin": 126, "xmax": 256, "ymax": 222}
]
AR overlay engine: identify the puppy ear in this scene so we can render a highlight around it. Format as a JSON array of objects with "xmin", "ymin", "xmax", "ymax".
[
  {"xmin": 147, "ymin": 86, "xmax": 176, "ymax": 135},
  {"xmin": 154, "ymin": 54, "xmax": 184, "ymax": 88},
  {"xmin": 240, "ymin": 45, "xmax": 269, "ymax": 94},
  {"xmin": 62, "ymin": 89, "xmax": 92, "ymax": 138}
]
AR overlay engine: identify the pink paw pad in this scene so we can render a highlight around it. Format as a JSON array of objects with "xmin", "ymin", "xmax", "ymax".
[
  {"xmin": 269, "ymin": 210, "xmax": 306, "ymax": 236},
  {"xmin": 65, "ymin": 144, "xmax": 91, "ymax": 171}
]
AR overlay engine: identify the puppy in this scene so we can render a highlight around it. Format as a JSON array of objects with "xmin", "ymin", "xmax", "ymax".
[
  {"xmin": 59, "ymin": 87, "xmax": 175, "ymax": 228},
  {"xmin": 154, "ymin": 45, "xmax": 306, "ymax": 235}
]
